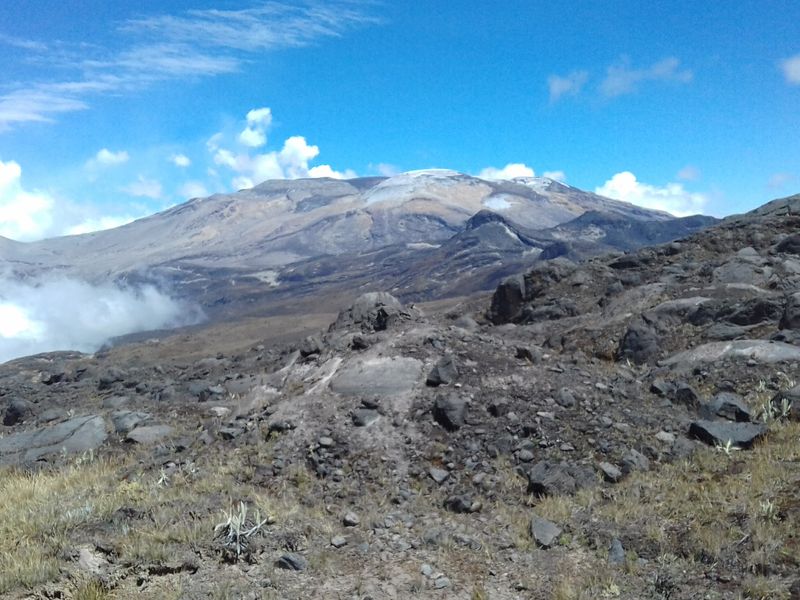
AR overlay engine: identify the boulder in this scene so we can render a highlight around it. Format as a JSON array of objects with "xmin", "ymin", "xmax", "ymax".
[
  {"xmin": 701, "ymin": 393, "xmax": 752, "ymax": 422},
  {"xmin": 3, "ymin": 398, "xmax": 33, "ymax": 426},
  {"xmin": 488, "ymin": 274, "xmax": 526, "ymax": 324},
  {"xmin": 0, "ymin": 415, "xmax": 108, "ymax": 464},
  {"xmin": 526, "ymin": 461, "xmax": 597, "ymax": 497},
  {"xmin": 126, "ymin": 425, "xmax": 174, "ymax": 445},
  {"xmin": 426, "ymin": 354, "xmax": 459, "ymax": 387},
  {"xmin": 689, "ymin": 419, "xmax": 767, "ymax": 449},
  {"xmin": 617, "ymin": 319, "xmax": 661, "ymax": 365},
  {"xmin": 776, "ymin": 233, "xmax": 800, "ymax": 254},
  {"xmin": 529, "ymin": 514, "xmax": 562, "ymax": 548},
  {"xmin": 111, "ymin": 410, "xmax": 151, "ymax": 434},
  {"xmin": 331, "ymin": 292, "xmax": 409, "ymax": 332},
  {"xmin": 433, "ymin": 394, "xmax": 467, "ymax": 431},
  {"xmin": 780, "ymin": 292, "xmax": 800, "ymax": 330},
  {"xmin": 331, "ymin": 356, "xmax": 423, "ymax": 397},
  {"xmin": 661, "ymin": 340, "xmax": 800, "ymax": 366}
]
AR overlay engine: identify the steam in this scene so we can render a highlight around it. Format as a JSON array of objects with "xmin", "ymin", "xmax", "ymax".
[{"xmin": 0, "ymin": 277, "xmax": 204, "ymax": 364}]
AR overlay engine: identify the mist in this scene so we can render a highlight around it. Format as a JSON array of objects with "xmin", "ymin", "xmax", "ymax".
[{"xmin": 0, "ymin": 277, "xmax": 204, "ymax": 364}]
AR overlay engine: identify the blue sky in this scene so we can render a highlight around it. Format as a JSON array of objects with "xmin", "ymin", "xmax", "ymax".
[{"xmin": 0, "ymin": 0, "xmax": 798, "ymax": 241}]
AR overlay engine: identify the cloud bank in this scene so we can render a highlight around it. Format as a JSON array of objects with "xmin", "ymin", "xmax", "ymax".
[
  {"xmin": 596, "ymin": 171, "xmax": 708, "ymax": 217},
  {"xmin": 781, "ymin": 54, "xmax": 800, "ymax": 85},
  {"xmin": 0, "ymin": 277, "xmax": 203, "ymax": 364},
  {"xmin": 478, "ymin": 163, "xmax": 535, "ymax": 180},
  {"xmin": 212, "ymin": 108, "xmax": 357, "ymax": 189}
]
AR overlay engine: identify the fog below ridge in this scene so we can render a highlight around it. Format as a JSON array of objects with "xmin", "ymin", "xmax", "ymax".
[{"xmin": 0, "ymin": 277, "xmax": 203, "ymax": 364}]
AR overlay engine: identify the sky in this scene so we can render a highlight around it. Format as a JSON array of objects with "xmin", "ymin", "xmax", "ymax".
[{"xmin": 0, "ymin": 0, "xmax": 799, "ymax": 241}]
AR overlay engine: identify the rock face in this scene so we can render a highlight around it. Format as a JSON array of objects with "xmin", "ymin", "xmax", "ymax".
[{"xmin": 0, "ymin": 415, "xmax": 107, "ymax": 464}]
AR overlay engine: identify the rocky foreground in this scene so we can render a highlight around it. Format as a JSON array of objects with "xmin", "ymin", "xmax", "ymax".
[{"xmin": 1, "ymin": 195, "xmax": 800, "ymax": 599}]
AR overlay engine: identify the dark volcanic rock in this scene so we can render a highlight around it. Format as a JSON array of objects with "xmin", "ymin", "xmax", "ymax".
[
  {"xmin": 426, "ymin": 354, "xmax": 459, "ymax": 387},
  {"xmin": 4, "ymin": 398, "xmax": 33, "ymax": 426},
  {"xmin": 780, "ymin": 292, "xmax": 800, "ymax": 330},
  {"xmin": 689, "ymin": 420, "xmax": 767, "ymax": 449},
  {"xmin": 432, "ymin": 394, "xmax": 467, "ymax": 431},
  {"xmin": 0, "ymin": 415, "xmax": 108, "ymax": 464},
  {"xmin": 617, "ymin": 318, "xmax": 661, "ymax": 365},
  {"xmin": 530, "ymin": 514, "xmax": 562, "ymax": 548},
  {"xmin": 332, "ymin": 292, "xmax": 408, "ymax": 332},
  {"xmin": 488, "ymin": 274, "xmax": 526, "ymax": 324},
  {"xmin": 526, "ymin": 461, "xmax": 597, "ymax": 496}
]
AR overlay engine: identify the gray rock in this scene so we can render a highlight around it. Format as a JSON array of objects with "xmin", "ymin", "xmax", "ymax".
[
  {"xmin": 0, "ymin": 415, "xmax": 108, "ymax": 464},
  {"xmin": 352, "ymin": 408, "xmax": 380, "ymax": 427},
  {"xmin": 443, "ymin": 494, "xmax": 479, "ymax": 514},
  {"xmin": 343, "ymin": 512, "xmax": 360, "ymax": 527},
  {"xmin": 689, "ymin": 419, "xmax": 767, "ymax": 449},
  {"xmin": 426, "ymin": 354, "xmax": 459, "ymax": 387},
  {"xmin": 4, "ymin": 398, "xmax": 33, "ymax": 426},
  {"xmin": 488, "ymin": 274, "xmax": 526, "ymax": 324},
  {"xmin": 529, "ymin": 514, "xmax": 562, "ymax": 548},
  {"xmin": 620, "ymin": 449, "xmax": 650, "ymax": 475},
  {"xmin": 661, "ymin": 340, "xmax": 800, "ymax": 366},
  {"xmin": 331, "ymin": 356, "xmax": 423, "ymax": 397},
  {"xmin": 617, "ymin": 319, "xmax": 661, "ymax": 365},
  {"xmin": 556, "ymin": 388, "xmax": 576, "ymax": 408},
  {"xmin": 770, "ymin": 385, "xmax": 800, "ymax": 421},
  {"xmin": 332, "ymin": 292, "xmax": 408, "ymax": 332},
  {"xmin": 777, "ymin": 233, "xmax": 800, "ymax": 254},
  {"xmin": 126, "ymin": 425, "xmax": 174, "ymax": 445},
  {"xmin": 598, "ymin": 461, "xmax": 622, "ymax": 483},
  {"xmin": 434, "ymin": 577, "xmax": 451, "ymax": 589},
  {"xmin": 673, "ymin": 382, "xmax": 699, "ymax": 408},
  {"xmin": 298, "ymin": 335, "xmax": 323, "ymax": 357},
  {"xmin": 780, "ymin": 292, "xmax": 800, "ymax": 330},
  {"xmin": 429, "ymin": 467, "xmax": 450, "ymax": 484},
  {"xmin": 608, "ymin": 538, "xmax": 626, "ymax": 565},
  {"xmin": 111, "ymin": 410, "xmax": 151, "ymax": 434},
  {"xmin": 331, "ymin": 535, "xmax": 347, "ymax": 548},
  {"xmin": 275, "ymin": 553, "xmax": 307, "ymax": 571},
  {"xmin": 433, "ymin": 394, "xmax": 467, "ymax": 431},
  {"xmin": 527, "ymin": 461, "xmax": 597, "ymax": 496},
  {"xmin": 703, "ymin": 392, "xmax": 752, "ymax": 422}
]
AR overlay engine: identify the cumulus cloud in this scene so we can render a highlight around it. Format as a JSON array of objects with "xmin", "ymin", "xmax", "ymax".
[
  {"xmin": 547, "ymin": 70, "xmax": 588, "ymax": 102},
  {"xmin": 478, "ymin": 163, "xmax": 535, "ymax": 180},
  {"xmin": 781, "ymin": 54, "xmax": 800, "ymax": 85},
  {"xmin": 0, "ymin": 276, "xmax": 203, "ymax": 364},
  {"xmin": 595, "ymin": 171, "xmax": 708, "ymax": 217},
  {"xmin": 86, "ymin": 148, "xmax": 129, "ymax": 169},
  {"xmin": 677, "ymin": 165, "xmax": 701, "ymax": 181},
  {"xmin": 768, "ymin": 172, "xmax": 795, "ymax": 189},
  {"xmin": 123, "ymin": 176, "xmax": 163, "ymax": 199},
  {"xmin": 600, "ymin": 57, "xmax": 692, "ymax": 98},
  {"xmin": 170, "ymin": 153, "xmax": 191, "ymax": 167},
  {"xmin": 0, "ymin": 159, "xmax": 56, "ymax": 241},
  {"xmin": 212, "ymin": 109, "xmax": 357, "ymax": 187},
  {"xmin": 179, "ymin": 181, "xmax": 209, "ymax": 199},
  {"xmin": 238, "ymin": 107, "xmax": 272, "ymax": 147},
  {"xmin": 543, "ymin": 170, "xmax": 567, "ymax": 182}
]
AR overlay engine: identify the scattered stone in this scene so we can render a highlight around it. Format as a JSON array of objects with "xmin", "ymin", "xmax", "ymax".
[
  {"xmin": 111, "ymin": 410, "xmax": 150, "ymax": 435},
  {"xmin": 429, "ymin": 467, "xmax": 450, "ymax": 484},
  {"xmin": 433, "ymin": 394, "xmax": 467, "ymax": 431},
  {"xmin": 527, "ymin": 461, "xmax": 597, "ymax": 496},
  {"xmin": 617, "ymin": 318, "xmax": 661, "ymax": 365},
  {"xmin": 318, "ymin": 436, "xmax": 334, "ymax": 447},
  {"xmin": 331, "ymin": 535, "xmax": 347, "ymax": 548},
  {"xmin": 556, "ymin": 388, "xmax": 576, "ymax": 408},
  {"xmin": 298, "ymin": 335, "xmax": 323, "ymax": 357},
  {"xmin": 209, "ymin": 406, "xmax": 231, "ymax": 418},
  {"xmin": 433, "ymin": 577, "xmax": 451, "ymax": 589},
  {"xmin": 620, "ymin": 449, "xmax": 650, "ymax": 475},
  {"xmin": 343, "ymin": 512, "xmax": 360, "ymax": 527},
  {"xmin": 3, "ymin": 398, "xmax": 33, "ymax": 426},
  {"xmin": 598, "ymin": 461, "xmax": 622, "ymax": 483},
  {"xmin": 426, "ymin": 354, "xmax": 459, "ymax": 386},
  {"xmin": 689, "ymin": 419, "xmax": 767, "ymax": 449},
  {"xmin": 352, "ymin": 408, "xmax": 380, "ymax": 427},
  {"xmin": 703, "ymin": 392, "xmax": 752, "ymax": 422},
  {"xmin": 608, "ymin": 538, "xmax": 626, "ymax": 565},
  {"xmin": 126, "ymin": 425, "xmax": 174, "ymax": 445},
  {"xmin": 655, "ymin": 431, "xmax": 676, "ymax": 444},
  {"xmin": 529, "ymin": 514, "xmax": 562, "ymax": 548},
  {"xmin": 443, "ymin": 494, "xmax": 480, "ymax": 514},
  {"xmin": 673, "ymin": 382, "xmax": 699, "ymax": 408},
  {"xmin": 275, "ymin": 553, "xmax": 307, "ymax": 571}
]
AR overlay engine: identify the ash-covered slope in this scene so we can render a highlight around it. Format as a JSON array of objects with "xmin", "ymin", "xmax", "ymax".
[{"xmin": 1, "ymin": 170, "xmax": 714, "ymax": 319}]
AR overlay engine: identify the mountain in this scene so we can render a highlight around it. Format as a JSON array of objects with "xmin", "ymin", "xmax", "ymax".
[
  {"xmin": 0, "ymin": 192, "xmax": 798, "ymax": 599},
  {"xmin": 1, "ymin": 170, "xmax": 715, "ymax": 318}
]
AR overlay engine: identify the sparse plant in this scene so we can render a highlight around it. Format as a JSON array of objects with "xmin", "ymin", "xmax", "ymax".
[
  {"xmin": 715, "ymin": 438, "xmax": 739, "ymax": 455},
  {"xmin": 213, "ymin": 501, "xmax": 268, "ymax": 561},
  {"xmin": 758, "ymin": 498, "xmax": 778, "ymax": 523}
]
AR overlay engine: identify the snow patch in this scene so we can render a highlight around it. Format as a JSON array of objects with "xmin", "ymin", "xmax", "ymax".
[{"xmin": 483, "ymin": 195, "xmax": 512, "ymax": 211}]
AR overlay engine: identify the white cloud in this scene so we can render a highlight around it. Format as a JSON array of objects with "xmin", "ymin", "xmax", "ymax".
[
  {"xmin": 0, "ymin": 159, "xmax": 55, "ymax": 241},
  {"xmin": 170, "ymin": 153, "xmax": 191, "ymax": 167},
  {"xmin": 64, "ymin": 215, "xmax": 138, "ymax": 236},
  {"xmin": 179, "ymin": 181, "xmax": 209, "ymax": 198},
  {"xmin": 87, "ymin": 148, "xmax": 130, "ymax": 168},
  {"xmin": 238, "ymin": 107, "xmax": 273, "ymax": 147},
  {"xmin": 373, "ymin": 163, "xmax": 400, "ymax": 177},
  {"xmin": 780, "ymin": 54, "xmax": 800, "ymax": 85},
  {"xmin": 677, "ymin": 165, "xmax": 701, "ymax": 181},
  {"xmin": 600, "ymin": 57, "xmax": 692, "ymax": 98},
  {"xmin": 212, "ymin": 109, "xmax": 357, "ymax": 186},
  {"xmin": 542, "ymin": 170, "xmax": 566, "ymax": 182},
  {"xmin": 0, "ymin": 277, "xmax": 203, "ymax": 364},
  {"xmin": 547, "ymin": 70, "xmax": 588, "ymax": 102},
  {"xmin": 0, "ymin": 3, "xmax": 376, "ymax": 130},
  {"xmin": 478, "ymin": 163, "xmax": 535, "ymax": 180},
  {"xmin": 768, "ymin": 172, "xmax": 795, "ymax": 189},
  {"xmin": 123, "ymin": 176, "xmax": 163, "ymax": 199},
  {"xmin": 595, "ymin": 171, "xmax": 708, "ymax": 216}
]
